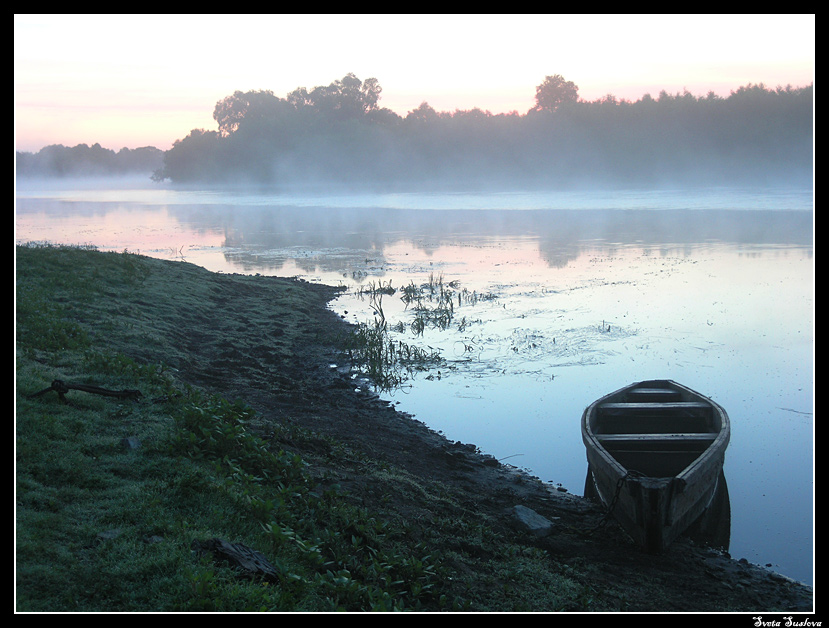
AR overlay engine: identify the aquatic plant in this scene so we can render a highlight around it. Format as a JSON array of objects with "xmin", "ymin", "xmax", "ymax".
[
  {"xmin": 341, "ymin": 316, "xmax": 443, "ymax": 391},
  {"xmin": 400, "ymin": 274, "xmax": 494, "ymax": 335},
  {"xmin": 342, "ymin": 273, "xmax": 497, "ymax": 387},
  {"xmin": 356, "ymin": 280, "xmax": 396, "ymax": 326}
]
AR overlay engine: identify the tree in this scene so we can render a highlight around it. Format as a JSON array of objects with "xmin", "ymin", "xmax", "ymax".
[
  {"xmin": 360, "ymin": 77, "xmax": 382, "ymax": 111},
  {"xmin": 213, "ymin": 90, "xmax": 287, "ymax": 137},
  {"xmin": 156, "ymin": 128, "xmax": 221, "ymax": 182},
  {"xmin": 287, "ymin": 73, "xmax": 383, "ymax": 121},
  {"xmin": 405, "ymin": 102, "xmax": 439, "ymax": 124},
  {"xmin": 533, "ymin": 74, "xmax": 579, "ymax": 113}
]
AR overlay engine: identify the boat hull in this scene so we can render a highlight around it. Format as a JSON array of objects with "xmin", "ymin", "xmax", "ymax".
[{"xmin": 582, "ymin": 380, "xmax": 730, "ymax": 553}]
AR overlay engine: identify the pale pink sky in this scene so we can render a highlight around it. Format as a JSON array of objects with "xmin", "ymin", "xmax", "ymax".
[{"xmin": 14, "ymin": 14, "xmax": 814, "ymax": 153}]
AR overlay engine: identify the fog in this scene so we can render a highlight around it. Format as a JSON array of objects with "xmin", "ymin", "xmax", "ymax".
[
  {"xmin": 155, "ymin": 80, "xmax": 812, "ymax": 193},
  {"xmin": 15, "ymin": 77, "xmax": 813, "ymax": 198}
]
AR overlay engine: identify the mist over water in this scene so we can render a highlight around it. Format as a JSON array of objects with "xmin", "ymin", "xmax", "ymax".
[{"xmin": 15, "ymin": 184, "xmax": 813, "ymax": 586}]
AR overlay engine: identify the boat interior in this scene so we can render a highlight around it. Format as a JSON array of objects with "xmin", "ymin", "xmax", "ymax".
[{"xmin": 591, "ymin": 382, "xmax": 720, "ymax": 477}]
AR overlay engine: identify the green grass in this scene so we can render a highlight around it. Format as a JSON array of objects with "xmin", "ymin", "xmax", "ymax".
[
  {"xmin": 15, "ymin": 244, "xmax": 455, "ymax": 611},
  {"xmin": 15, "ymin": 243, "xmax": 592, "ymax": 612}
]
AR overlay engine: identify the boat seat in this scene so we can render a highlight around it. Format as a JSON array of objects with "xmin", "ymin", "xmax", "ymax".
[
  {"xmin": 626, "ymin": 387, "xmax": 683, "ymax": 402},
  {"xmin": 598, "ymin": 402, "xmax": 712, "ymax": 414},
  {"xmin": 596, "ymin": 402, "xmax": 714, "ymax": 433},
  {"xmin": 596, "ymin": 432, "xmax": 718, "ymax": 441},
  {"xmin": 595, "ymin": 432, "xmax": 719, "ymax": 452}
]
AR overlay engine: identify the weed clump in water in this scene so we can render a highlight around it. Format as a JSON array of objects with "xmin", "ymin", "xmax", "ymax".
[
  {"xmin": 401, "ymin": 273, "xmax": 495, "ymax": 335},
  {"xmin": 341, "ymin": 273, "xmax": 502, "ymax": 390},
  {"xmin": 341, "ymin": 282, "xmax": 443, "ymax": 391}
]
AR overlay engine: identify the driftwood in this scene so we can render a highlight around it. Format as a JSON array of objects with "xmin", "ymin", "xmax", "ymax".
[
  {"xmin": 28, "ymin": 379, "xmax": 142, "ymax": 404},
  {"xmin": 191, "ymin": 538, "xmax": 281, "ymax": 582}
]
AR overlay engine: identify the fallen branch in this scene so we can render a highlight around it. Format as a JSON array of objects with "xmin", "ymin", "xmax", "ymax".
[
  {"xmin": 28, "ymin": 379, "xmax": 142, "ymax": 404},
  {"xmin": 191, "ymin": 538, "xmax": 282, "ymax": 582}
]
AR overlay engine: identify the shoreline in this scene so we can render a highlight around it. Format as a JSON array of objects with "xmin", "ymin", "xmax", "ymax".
[
  {"xmin": 16, "ymin": 246, "xmax": 814, "ymax": 612},
  {"xmin": 157, "ymin": 259, "xmax": 813, "ymax": 610}
]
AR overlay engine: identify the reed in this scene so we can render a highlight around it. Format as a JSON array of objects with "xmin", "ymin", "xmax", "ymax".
[
  {"xmin": 341, "ymin": 315, "xmax": 442, "ymax": 392},
  {"xmin": 356, "ymin": 280, "xmax": 397, "ymax": 326},
  {"xmin": 343, "ymin": 273, "xmax": 496, "ymax": 388},
  {"xmin": 400, "ymin": 275, "xmax": 493, "ymax": 335}
]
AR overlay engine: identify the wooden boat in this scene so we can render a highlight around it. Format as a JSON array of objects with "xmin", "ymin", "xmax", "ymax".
[{"xmin": 582, "ymin": 380, "xmax": 730, "ymax": 553}]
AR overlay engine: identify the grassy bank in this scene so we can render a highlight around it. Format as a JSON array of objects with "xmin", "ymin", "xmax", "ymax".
[
  {"xmin": 15, "ymin": 244, "xmax": 588, "ymax": 612},
  {"xmin": 16, "ymin": 244, "xmax": 815, "ymax": 613}
]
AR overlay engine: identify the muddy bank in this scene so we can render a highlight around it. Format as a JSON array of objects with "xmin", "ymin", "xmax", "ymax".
[{"xmin": 99, "ymin": 256, "xmax": 813, "ymax": 612}]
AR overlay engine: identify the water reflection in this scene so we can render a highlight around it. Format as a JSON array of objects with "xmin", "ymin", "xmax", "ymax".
[
  {"xmin": 193, "ymin": 205, "xmax": 813, "ymax": 272},
  {"xmin": 16, "ymin": 199, "xmax": 813, "ymax": 276},
  {"xmin": 687, "ymin": 472, "xmax": 731, "ymax": 552}
]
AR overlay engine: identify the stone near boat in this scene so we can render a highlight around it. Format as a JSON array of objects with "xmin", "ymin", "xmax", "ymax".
[{"xmin": 512, "ymin": 504, "xmax": 558, "ymax": 538}]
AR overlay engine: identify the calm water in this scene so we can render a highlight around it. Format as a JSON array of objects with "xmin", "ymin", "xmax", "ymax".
[{"xmin": 15, "ymin": 182, "xmax": 814, "ymax": 585}]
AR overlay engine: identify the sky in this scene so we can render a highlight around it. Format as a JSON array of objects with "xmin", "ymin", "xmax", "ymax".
[{"xmin": 14, "ymin": 14, "xmax": 815, "ymax": 153}]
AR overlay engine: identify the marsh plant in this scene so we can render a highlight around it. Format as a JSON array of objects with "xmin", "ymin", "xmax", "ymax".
[
  {"xmin": 343, "ymin": 274, "xmax": 498, "ymax": 390},
  {"xmin": 356, "ymin": 280, "xmax": 396, "ymax": 327},
  {"xmin": 341, "ymin": 316, "xmax": 443, "ymax": 392},
  {"xmin": 343, "ymin": 280, "xmax": 441, "ymax": 390},
  {"xmin": 402, "ymin": 273, "xmax": 496, "ymax": 336}
]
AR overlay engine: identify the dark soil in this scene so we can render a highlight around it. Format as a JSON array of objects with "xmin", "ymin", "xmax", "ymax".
[{"xmin": 119, "ymin": 259, "xmax": 814, "ymax": 613}]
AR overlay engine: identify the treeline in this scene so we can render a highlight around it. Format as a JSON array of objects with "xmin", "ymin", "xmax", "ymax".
[
  {"xmin": 16, "ymin": 143, "xmax": 164, "ymax": 179},
  {"xmin": 18, "ymin": 73, "xmax": 814, "ymax": 189},
  {"xmin": 155, "ymin": 74, "xmax": 812, "ymax": 189}
]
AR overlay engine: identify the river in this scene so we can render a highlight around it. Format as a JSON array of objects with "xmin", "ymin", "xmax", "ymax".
[{"xmin": 15, "ymin": 180, "xmax": 814, "ymax": 585}]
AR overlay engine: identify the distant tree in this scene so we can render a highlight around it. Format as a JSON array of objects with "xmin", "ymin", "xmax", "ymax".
[
  {"xmin": 156, "ymin": 129, "xmax": 221, "ymax": 182},
  {"xmin": 286, "ymin": 86, "xmax": 313, "ymax": 109},
  {"xmin": 115, "ymin": 146, "xmax": 164, "ymax": 173},
  {"xmin": 360, "ymin": 77, "xmax": 383, "ymax": 111},
  {"xmin": 150, "ymin": 74, "xmax": 812, "ymax": 188},
  {"xmin": 451, "ymin": 107, "xmax": 492, "ymax": 121},
  {"xmin": 213, "ymin": 90, "xmax": 289, "ymax": 137},
  {"xmin": 16, "ymin": 143, "xmax": 163, "ymax": 178},
  {"xmin": 405, "ymin": 102, "xmax": 440, "ymax": 124},
  {"xmin": 287, "ymin": 73, "xmax": 383, "ymax": 122},
  {"xmin": 533, "ymin": 74, "xmax": 579, "ymax": 113},
  {"xmin": 656, "ymin": 90, "xmax": 671, "ymax": 102},
  {"xmin": 342, "ymin": 73, "xmax": 382, "ymax": 113},
  {"xmin": 365, "ymin": 106, "xmax": 403, "ymax": 127}
]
